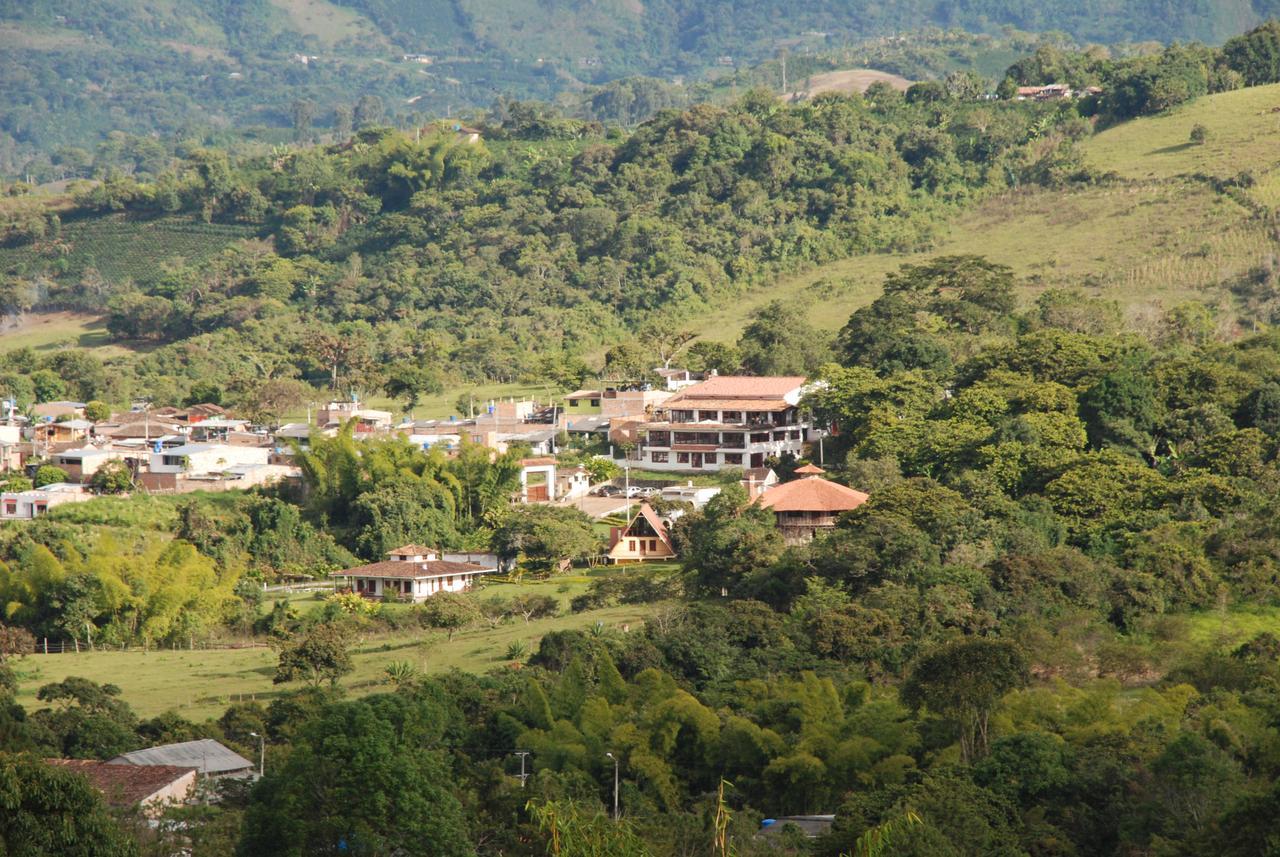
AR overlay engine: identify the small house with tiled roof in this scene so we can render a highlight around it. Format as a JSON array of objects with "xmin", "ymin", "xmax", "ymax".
[
  {"xmin": 608, "ymin": 503, "xmax": 677, "ymax": 563},
  {"xmin": 48, "ymin": 759, "xmax": 197, "ymax": 817},
  {"xmin": 331, "ymin": 545, "xmax": 496, "ymax": 601},
  {"xmin": 756, "ymin": 464, "xmax": 869, "ymax": 544}
]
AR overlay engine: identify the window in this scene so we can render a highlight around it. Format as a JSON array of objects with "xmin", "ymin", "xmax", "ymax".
[
  {"xmin": 724, "ymin": 453, "xmax": 743, "ymax": 465},
  {"xmin": 3, "ymin": 501, "xmax": 14, "ymax": 515},
  {"xmin": 651, "ymin": 451, "xmax": 669, "ymax": 463},
  {"xmin": 721, "ymin": 411, "xmax": 742, "ymax": 423},
  {"xmin": 629, "ymin": 540, "xmax": 636, "ymax": 551},
  {"xmin": 33, "ymin": 503, "xmax": 46, "ymax": 517},
  {"xmin": 675, "ymin": 431, "xmax": 718, "ymax": 445},
  {"xmin": 676, "ymin": 452, "xmax": 690, "ymax": 464},
  {"xmin": 648, "ymin": 431, "xmax": 671, "ymax": 446},
  {"xmin": 705, "ymin": 453, "xmax": 717, "ymax": 465}
]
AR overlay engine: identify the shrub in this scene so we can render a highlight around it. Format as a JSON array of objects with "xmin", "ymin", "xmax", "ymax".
[
  {"xmin": 32, "ymin": 465, "xmax": 68, "ymax": 487},
  {"xmin": 1189, "ymin": 123, "xmax": 1209, "ymax": 145}
]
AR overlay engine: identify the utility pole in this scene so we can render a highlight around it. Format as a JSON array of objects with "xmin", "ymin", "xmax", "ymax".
[
  {"xmin": 515, "ymin": 751, "xmax": 530, "ymax": 788},
  {"xmin": 250, "ymin": 732, "xmax": 265, "ymax": 778},
  {"xmin": 605, "ymin": 752, "xmax": 620, "ymax": 820}
]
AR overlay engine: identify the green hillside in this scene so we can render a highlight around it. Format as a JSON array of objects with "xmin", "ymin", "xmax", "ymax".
[
  {"xmin": 6, "ymin": 1, "xmax": 1280, "ymax": 174},
  {"xmin": 696, "ymin": 82, "xmax": 1280, "ymax": 341}
]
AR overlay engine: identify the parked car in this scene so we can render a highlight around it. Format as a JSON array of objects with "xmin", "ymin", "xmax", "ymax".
[
  {"xmin": 625, "ymin": 486, "xmax": 650, "ymax": 498},
  {"xmin": 596, "ymin": 485, "xmax": 624, "ymax": 497}
]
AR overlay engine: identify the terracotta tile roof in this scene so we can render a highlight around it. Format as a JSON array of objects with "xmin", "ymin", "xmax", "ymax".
[
  {"xmin": 662, "ymin": 398, "xmax": 793, "ymax": 412},
  {"xmin": 757, "ymin": 476, "xmax": 869, "ymax": 514},
  {"xmin": 47, "ymin": 760, "xmax": 195, "ymax": 807},
  {"xmin": 331, "ymin": 559, "xmax": 488, "ymax": 580},
  {"xmin": 794, "ymin": 464, "xmax": 825, "ymax": 475},
  {"xmin": 669, "ymin": 376, "xmax": 806, "ymax": 402},
  {"xmin": 520, "ymin": 457, "xmax": 557, "ymax": 466}
]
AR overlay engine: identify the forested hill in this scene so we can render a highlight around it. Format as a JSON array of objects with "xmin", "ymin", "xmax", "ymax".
[
  {"xmin": 0, "ymin": 88, "xmax": 1086, "ymax": 408},
  {"xmin": 5, "ymin": 0, "xmax": 1280, "ymax": 174}
]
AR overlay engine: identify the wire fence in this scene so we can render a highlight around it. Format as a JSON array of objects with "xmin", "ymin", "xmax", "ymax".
[{"xmin": 25, "ymin": 638, "xmax": 271, "ymax": 655}]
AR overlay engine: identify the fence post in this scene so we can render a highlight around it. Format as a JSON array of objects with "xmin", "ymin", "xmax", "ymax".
[{"xmin": 43, "ymin": 638, "xmax": 47, "ymax": 654}]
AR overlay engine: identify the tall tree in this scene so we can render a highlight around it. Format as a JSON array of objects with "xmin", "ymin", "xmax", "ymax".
[
  {"xmin": 900, "ymin": 638, "xmax": 1029, "ymax": 763},
  {"xmin": 0, "ymin": 752, "xmax": 139, "ymax": 856}
]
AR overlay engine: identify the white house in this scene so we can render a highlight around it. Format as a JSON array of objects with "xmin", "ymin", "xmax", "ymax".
[
  {"xmin": 318, "ymin": 401, "xmax": 393, "ymax": 431},
  {"xmin": 148, "ymin": 443, "xmax": 271, "ymax": 476},
  {"xmin": 331, "ymin": 545, "xmax": 496, "ymax": 602},
  {"xmin": 658, "ymin": 482, "xmax": 722, "ymax": 509},
  {"xmin": 51, "ymin": 447, "xmax": 131, "ymax": 482},
  {"xmin": 0, "ymin": 483, "xmax": 91, "ymax": 519},
  {"xmin": 633, "ymin": 376, "xmax": 812, "ymax": 472}
]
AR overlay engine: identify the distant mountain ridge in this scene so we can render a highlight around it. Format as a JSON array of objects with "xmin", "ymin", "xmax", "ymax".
[{"xmin": 3, "ymin": 0, "xmax": 1280, "ymax": 173}]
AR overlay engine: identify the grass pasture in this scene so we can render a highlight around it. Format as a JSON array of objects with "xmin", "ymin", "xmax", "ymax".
[
  {"xmin": 693, "ymin": 179, "xmax": 1260, "ymax": 340},
  {"xmin": 13, "ymin": 588, "xmax": 663, "ymax": 720},
  {"xmin": 696, "ymin": 84, "xmax": 1280, "ymax": 342},
  {"xmin": 1081, "ymin": 82, "xmax": 1280, "ymax": 182},
  {"xmin": 267, "ymin": 0, "xmax": 376, "ymax": 46},
  {"xmin": 0, "ymin": 311, "xmax": 122, "ymax": 355}
]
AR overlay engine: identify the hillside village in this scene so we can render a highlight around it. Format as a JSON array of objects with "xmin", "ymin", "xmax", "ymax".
[
  {"xmin": 0, "ymin": 371, "xmax": 869, "ymax": 586},
  {"xmin": 13, "ymin": 12, "xmax": 1280, "ymax": 857}
]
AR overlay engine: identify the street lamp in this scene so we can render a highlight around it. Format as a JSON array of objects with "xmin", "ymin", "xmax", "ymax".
[
  {"xmin": 605, "ymin": 752, "xmax": 619, "ymax": 820},
  {"xmin": 249, "ymin": 732, "xmax": 265, "ymax": 778}
]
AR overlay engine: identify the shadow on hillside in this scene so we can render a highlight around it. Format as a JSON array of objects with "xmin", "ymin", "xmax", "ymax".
[{"xmin": 1148, "ymin": 142, "xmax": 1196, "ymax": 155}]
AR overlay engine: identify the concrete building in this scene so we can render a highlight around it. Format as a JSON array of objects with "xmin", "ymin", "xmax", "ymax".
[
  {"xmin": 658, "ymin": 482, "xmax": 722, "ymax": 510},
  {"xmin": 50, "ymin": 447, "xmax": 131, "ymax": 482},
  {"xmin": 0, "ymin": 423, "xmax": 26, "ymax": 471},
  {"xmin": 148, "ymin": 443, "xmax": 271, "ymax": 476},
  {"xmin": 519, "ymin": 457, "xmax": 558, "ymax": 502},
  {"xmin": 0, "ymin": 482, "xmax": 91, "ymax": 519},
  {"xmin": 633, "ymin": 376, "xmax": 811, "ymax": 472},
  {"xmin": 47, "ymin": 760, "xmax": 197, "ymax": 818},
  {"xmin": 318, "ymin": 400, "xmax": 394, "ymax": 431}
]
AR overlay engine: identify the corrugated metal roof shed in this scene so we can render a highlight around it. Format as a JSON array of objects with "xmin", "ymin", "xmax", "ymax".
[{"xmin": 111, "ymin": 739, "xmax": 253, "ymax": 776}]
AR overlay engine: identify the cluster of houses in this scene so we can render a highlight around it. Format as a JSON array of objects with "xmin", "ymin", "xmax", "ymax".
[
  {"xmin": 0, "ymin": 400, "xmax": 300, "ymax": 520},
  {"xmin": 1014, "ymin": 83, "xmax": 1103, "ymax": 101},
  {"xmin": 2, "ymin": 373, "xmax": 873, "ymax": 597}
]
